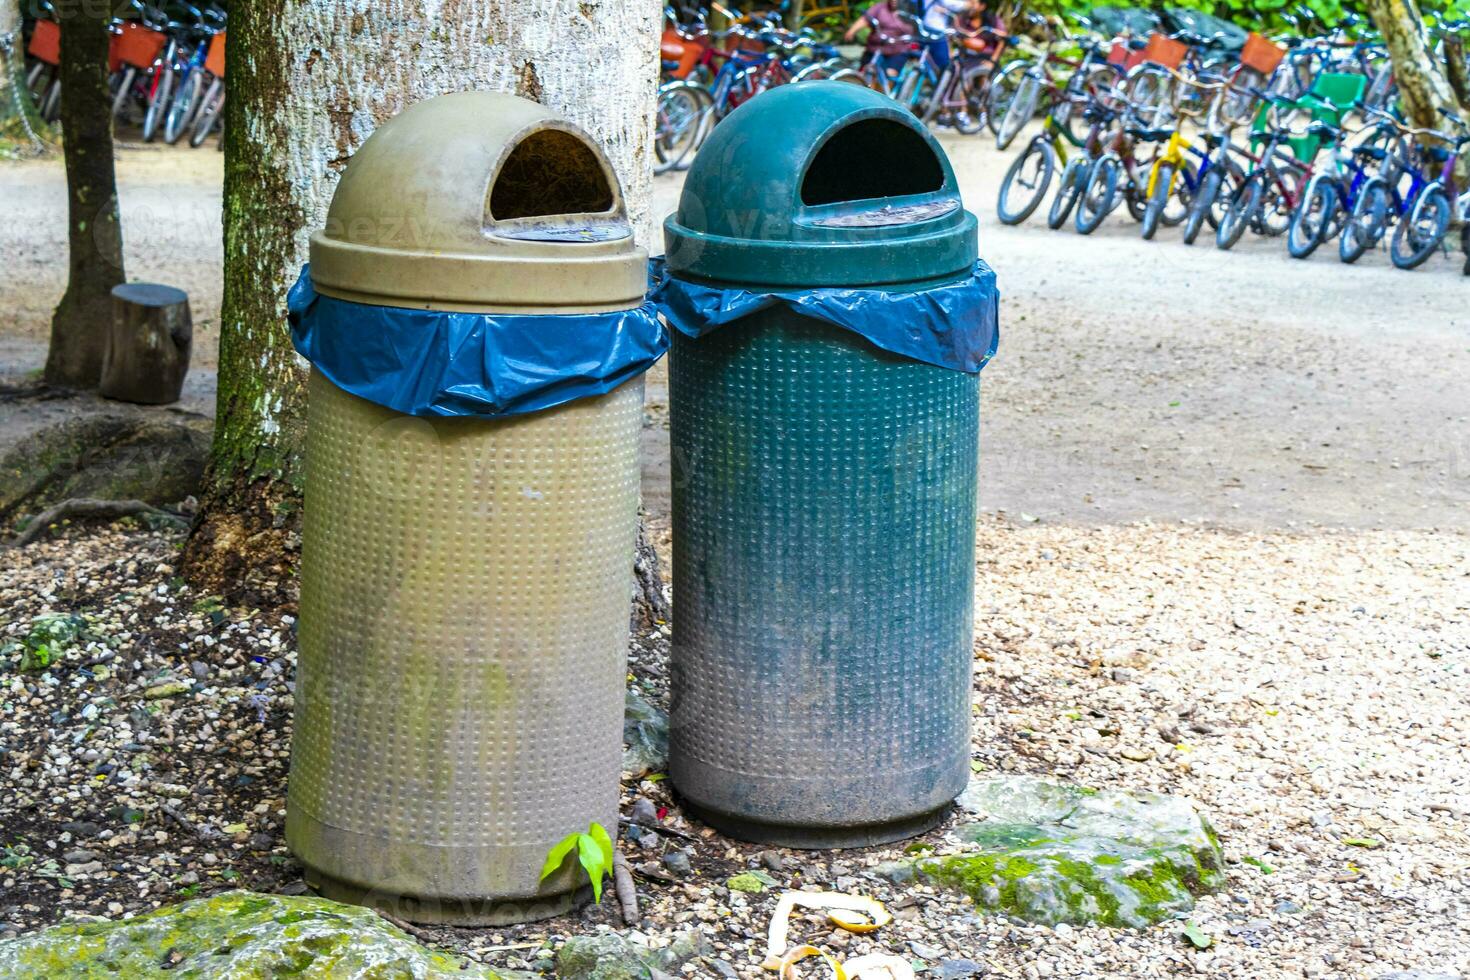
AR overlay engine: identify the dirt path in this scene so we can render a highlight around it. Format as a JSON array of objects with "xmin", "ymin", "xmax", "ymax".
[{"xmin": 2, "ymin": 134, "xmax": 1465, "ymax": 530}]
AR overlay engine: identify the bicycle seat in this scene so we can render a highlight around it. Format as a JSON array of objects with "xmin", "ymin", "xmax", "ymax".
[
  {"xmin": 1126, "ymin": 126, "xmax": 1173, "ymax": 141},
  {"xmin": 1306, "ymin": 121, "xmax": 1340, "ymax": 140},
  {"xmin": 1353, "ymin": 144, "xmax": 1386, "ymax": 160}
]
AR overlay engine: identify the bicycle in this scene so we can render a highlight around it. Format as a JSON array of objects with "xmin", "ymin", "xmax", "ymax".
[
  {"xmin": 160, "ymin": 4, "xmax": 225, "ymax": 144},
  {"xmin": 919, "ymin": 26, "xmax": 1006, "ymax": 134}
]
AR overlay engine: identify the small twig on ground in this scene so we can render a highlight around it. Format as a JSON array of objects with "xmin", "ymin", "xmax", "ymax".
[
  {"xmin": 612, "ymin": 850, "xmax": 640, "ymax": 926},
  {"xmin": 7, "ymin": 497, "xmax": 187, "ymax": 547},
  {"xmin": 160, "ymin": 804, "xmax": 205, "ymax": 838},
  {"xmin": 376, "ymin": 909, "xmax": 439, "ymax": 944},
  {"xmin": 618, "ymin": 816, "xmax": 695, "ymax": 842}
]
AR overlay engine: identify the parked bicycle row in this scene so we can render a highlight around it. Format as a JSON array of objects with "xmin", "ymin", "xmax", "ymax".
[
  {"xmin": 22, "ymin": 0, "xmax": 226, "ymax": 148},
  {"xmin": 994, "ymin": 20, "xmax": 1469, "ymax": 273}
]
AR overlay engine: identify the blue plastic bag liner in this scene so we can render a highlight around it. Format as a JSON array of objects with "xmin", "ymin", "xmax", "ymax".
[
  {"xmin": 649, "ymin": 257, "xmax": 999, "ymax": 374},
  {"xmin": 287, "ymin": 267, "xmax": 667, "ymax": 418}
]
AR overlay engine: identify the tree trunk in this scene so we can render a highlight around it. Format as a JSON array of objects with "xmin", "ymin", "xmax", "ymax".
[
  {"xmin": 0, "ymin": 0, "xmax": 51, "ymax": 149},
  {"xmin": 43, "ymin": 3, "xmax": 123, "ymax": 388},
  {"xmin": 182, "ymin": 0, "xmax": 663, "ymax": 604},
  {"xmin": 1364, "ymin": 0, "xmax": 1458, "ymax": 132},
  {"xmin": 99, "ymin": 283, "xmax": 193, "ymax": 405},
  {"xmin": 1443, "ymin": 35, "xmax": 1470, "ymax": 111}
]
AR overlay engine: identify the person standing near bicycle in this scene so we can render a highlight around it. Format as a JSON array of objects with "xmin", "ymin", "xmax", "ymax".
[
  {"xmin": 843, "ymin": 0, "xmax": 914, "ymax": 77},
  {"xmin": 952, "ymin": 0, "xmax": 1007, "ymax": 69},
  {"xmin": 920, "ymin": 0, "xmax": 982, "ymax": 71}
]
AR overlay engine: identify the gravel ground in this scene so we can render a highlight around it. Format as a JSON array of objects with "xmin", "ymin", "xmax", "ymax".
[
  {"xmin": 3, "ymin": 516, "xmax": 1465, "ymax": 979},
  {"xmin": 2, "ymin": 122, "xmax": 1466, "ymax": 980}
]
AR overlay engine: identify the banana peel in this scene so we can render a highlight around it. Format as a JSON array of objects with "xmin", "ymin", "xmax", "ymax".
[{"xmin": 761, "ymin": 891, "xmax": 913, "ymax": 980}]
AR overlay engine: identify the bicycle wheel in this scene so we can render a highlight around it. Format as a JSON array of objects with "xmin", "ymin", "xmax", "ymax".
[
  {"xmin": 1059, "ymin": 65, "xmax": 1117, "ymax": 147},
  {"xmin": 1339, "ymin": 179, "xmax": 1389, "ymax": 264},
  {"xmin": 190, "ymin": 79, "xmax": 224, "ymax": 147},
  {"xmin": 110, "ymin": 66, "xmax": 137, "ymax": 121},
  {"xmin": 142, "ymin": 67, "xmax": 173, "ymax": 143},
  {"xmin": 1287, "ymin": 178, "xmax": 1336, "ymax": 259},
  {"xmin": 1074, "ymin": 156, "xmax": 1119, "ymax": 235},
  {"xmin": 1389, "ymin": 187, "xmax": 1450, "ymax": 271},
  {"xmin": 654, "ymin": 83, "xmax": 703, "ymax": 174},
  {"xmin": 164, "ymin": 70, "xmax": 202, "ymax": 145},
  {"xmin": 41, "ymin": 78, "xmax": 62, "ymax": 123},
  {"xmin": 1048, "ymin": 156, "xmax": 1089, "ymax": 230},
  {"xmin": 1141, "ymin": 163, "xmax": 1172, "ymax": 241},
  {"xmin": 995, "ymin": 74, "xmax": 1039, "ymax": 151},
  {"xmin": 986, "ymin": 60, "xmax": 1029, "ymax": 137},
  {"xmin": 1126, "ymin": 65, "xmax": 1173, "ymax": 129},
  {"xmin": 1257, "ymin": 169, "xmax": 1299, "ymax": 238},
  {"xmin": 953, "ymin": 65, "xmax": 989, "ymax": 135},
  {"xmin": 996, "ymin": 139, "xmax": 1056, "ymax": 226},
  {"xmin": 1182, "ymin": 168, "xmax": 1222, "ymax": 245},
  {"xmin": 1215, "ymin": 172, "xmax": 1262, "ymax": 250}
]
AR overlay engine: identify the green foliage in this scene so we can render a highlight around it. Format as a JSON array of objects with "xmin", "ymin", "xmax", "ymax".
[
  {"xmin": 1, "ymin": 613, "xmax": 91, "ymax": 673},
  {"xmin": 540, "ymin": 823, "xmax": 616, "ymax": 903},
  {"xmin": 1016, "ymin": 0, "xmax": 1465, "ymax": 37}
]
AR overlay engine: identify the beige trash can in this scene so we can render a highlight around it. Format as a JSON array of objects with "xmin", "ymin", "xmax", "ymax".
[{"xmin": 284, "ymin": 91, "xmax": 660, "ymax": 925}]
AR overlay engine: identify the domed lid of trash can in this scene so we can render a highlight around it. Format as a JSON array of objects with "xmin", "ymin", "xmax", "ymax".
[
  {"xmin": 663, "ymin": 82, "xmax": 977, "ymax": 287},
  {"xmin": 309, "ymin": 91, "xmax": 646, "ymax": 312}
]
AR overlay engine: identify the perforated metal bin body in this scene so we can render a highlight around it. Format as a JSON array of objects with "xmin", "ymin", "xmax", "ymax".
[
  {"xmin": 663, "ymin": 83, "xmax": 982, "ymax": 848},
  {"xmin": 284, "ymin": 92, "xmax": 649, "ymax": 924}
]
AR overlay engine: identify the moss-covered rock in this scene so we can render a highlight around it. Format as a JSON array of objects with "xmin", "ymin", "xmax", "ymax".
[
  {"xmin": 911, "ymin": 776, "xmax": 1224, "ymax": 928},
  {"xmin": 0, "ymin": 890, "xmax": 506, "ymax": 978}
]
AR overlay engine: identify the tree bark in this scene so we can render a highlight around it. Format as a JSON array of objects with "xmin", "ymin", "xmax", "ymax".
[
  {"xmin": 0, "ymin": 0, "xmax": 51, "ymax": 149},
  {"xmin": 1363, "ymin": 0, "xmax": 1458, "ymax": 132},
  {"xmin": 1443, "ymin": 35, "xmax": 1470, "ymax": 112},
  {"xmin": 182, "ymin": 0, "xmax": 663, "ymax": 602},
  {"xmin": 44, "ymin": 2, "xmax": 123, "ymax": 388}
]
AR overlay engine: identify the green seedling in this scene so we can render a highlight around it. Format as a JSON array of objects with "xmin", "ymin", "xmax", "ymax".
[{"xmin": 540, "ymin": 822, "xmax": 615, "ymax": 903}]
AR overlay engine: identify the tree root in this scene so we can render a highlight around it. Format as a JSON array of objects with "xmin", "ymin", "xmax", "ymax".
[
  {"xmin": 7, "ymin": 497, "xmax": 187, "ymax": 547},
  {"xmin": 613, "ymin": 850, "xmax": 640, "ymax": 927}
]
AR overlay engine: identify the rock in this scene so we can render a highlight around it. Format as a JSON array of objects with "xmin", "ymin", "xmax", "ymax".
[
  {"xmin": 910, "ymin": 940, "xmax": 943, "ymax": 960},
  {"xmin": 144, "ymin": 680, "xmax": 192, "ymax": 700},
  {"xmin": 649, "ymin": 929, "xmax": 709, "ymax": 973},
  {"xmin": 556, "ymin": 933, "xmax": 652, "ymax": 980},
  {"xmin": 661, "ymin": 850, "xmax": 692, "ymax": 878},
  {"xmin": 919, "ymin": 775, "xmax": 1225, "ymax": 928},
  {"xmin": 708, "ymin": 959, "xmax": 741, "ymax": 979},
  {"xmin": 940, "ymin": 958, "xmax": 988, "ymax": 978},
  {"xmin": 758, "ymin": 850, "xmax": 785, "ymax": 873},
  {"xmin": 0, "ymin": 414, "xmax": 209, "ymax": 529},
  {"xmin": 1375, "ymin": 974, "xmax": 1462, "ymax": 980},
  {"xmin": 629, "ymin": 798, "xmax": 660, "ymax": 827},
  {"xmin": 0, "ymin": 890, "xmax": 504, "ymax": 977},
  {"xmin": 623, "ymin": 689, "xmax": 669, "ymax": 777}
]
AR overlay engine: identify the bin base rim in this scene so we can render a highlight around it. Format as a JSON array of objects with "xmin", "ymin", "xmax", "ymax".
[
  {"xmin": 301, "ymin": 865, "xmax": 591, "ymax": 926},
  {"xmin": 679, "ymin": 798, "xmax": 952, "ymax": 850}
]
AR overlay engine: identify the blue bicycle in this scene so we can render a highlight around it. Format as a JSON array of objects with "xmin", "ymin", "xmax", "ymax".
[{"xmin": 1286, "ymin": 119, "xmax": 1392, "ymax": 259}]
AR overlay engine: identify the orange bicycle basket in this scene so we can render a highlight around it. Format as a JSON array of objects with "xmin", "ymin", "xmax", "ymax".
[
  {"xmin": 113, "ymin": 21, "xmax": 168, "ymax": 71},
  {"xmin": 205, "ymin": 31, "xmax": 226, "ymax": 77},
  {"xmin": 661, "ymin": 27, "xmax": 702, "ymax": 78},
  {"xmin": 27, "ymin": 19, "xmax": 60, "ymax": 66},
  {"xmin": 1240, "ymin": 32, "xmax": 1284, "ymax": 76},
  {"xmin": 1142, "ymin": 33, "xmax": 1187, "ymax": 70}
]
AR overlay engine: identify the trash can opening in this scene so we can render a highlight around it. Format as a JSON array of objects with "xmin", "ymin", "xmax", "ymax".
[
  {"xmin": 489, "ymin": 128, "xmax": 616, "ymax": 220},
  {"xmin": 801, "ymin": 118, "xmax": 945, "ymax": 207}
]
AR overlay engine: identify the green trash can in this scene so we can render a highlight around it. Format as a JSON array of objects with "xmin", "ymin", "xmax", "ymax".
[{"xmin": 661, "ymin": 82, "xmax": 998, "ymax": 848}]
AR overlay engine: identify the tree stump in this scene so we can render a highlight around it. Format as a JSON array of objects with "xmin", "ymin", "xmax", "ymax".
[{"xmin": 99, "ymin": 283, "xmax": 192, "ymax": 405}]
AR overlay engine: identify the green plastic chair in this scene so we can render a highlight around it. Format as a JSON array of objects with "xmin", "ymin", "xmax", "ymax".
[{"xmin": 1250, "ymin": 72, "xmax": 1367, "ymax": 161}]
